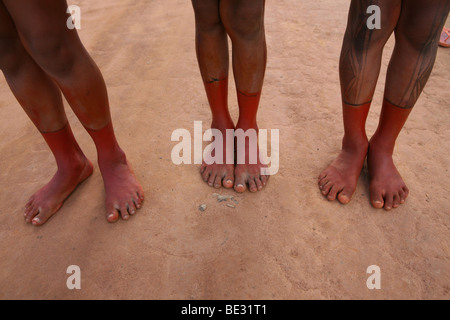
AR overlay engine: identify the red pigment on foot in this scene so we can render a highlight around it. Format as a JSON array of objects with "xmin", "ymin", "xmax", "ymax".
[
  {"xmin": 319, "ymin": 102, "xmax": 370, "ymax": 204},
  {"xmin": 85, "ymin": 122, "xmax": 144, "ymax": 222},
  {"xmin": 234, "ymin": 90, "xmax": 269, "ymax": 193},
  {"xmin": 25, "ymin": 124, "xmax": 93, "ymax": 226},
  {"xmin": 368, "ymin": 99, "xmax": 411, "ymax": 210},
  {"xmin": 200, "ymin": 78, "xmax": 235, "ymax": 189}
]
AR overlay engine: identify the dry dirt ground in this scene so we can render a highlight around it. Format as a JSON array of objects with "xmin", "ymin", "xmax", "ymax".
[{"xmin": 0, "ymin": 0, "xmax": 448, "ymax": 299}]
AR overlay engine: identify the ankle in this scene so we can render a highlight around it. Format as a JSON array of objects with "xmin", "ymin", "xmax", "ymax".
[
  {"xmin": 236, "ymin": 119, "xmax": 258, "ymax": 132},
  {"xmin": 56, "ymin": 151, "xmax": 88, "ymax": 172},
  {"xmin": 211, "ymin": 117, "xmax": 234, "ymax": 131},
  {"xmin": 342, "ymin": 134, "xmax": 368, "ymax": 153},
  {"xmin": 98, "ymin": 145, "xmax": 127, "ymax": 165},
  {"xmin": 369, "ymin": 134, "xmax": 396, "ymax": 156}
]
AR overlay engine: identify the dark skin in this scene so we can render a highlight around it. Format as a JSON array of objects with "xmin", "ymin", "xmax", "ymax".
[
  {"xmin": 0, "ymin": 0, "xmax": 144, "ymax": 225},
  {"xmin": 192, "ymin": 0, "xmax": 269, "ymax": 193},
  {"xmin": 319, "ymin": 0, "xmax": 450, "ymax": 210}
]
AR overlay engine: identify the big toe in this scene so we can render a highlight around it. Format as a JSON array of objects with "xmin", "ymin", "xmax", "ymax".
[
  {"xmin": 223, "ymin": 175, "xmax": 234, "ymax": 189},
  {"xmin": 106, "ymin": 204, "xmax": 120, "ymax": 223},
  {"xmin": 370, "ymin": 188, "xmax": 385, "ymax": 209},
  {"xmin": 31, "ymin": 208, "xmax": 53, "ymax": 226},
  {"xmin": 234, "ymin": 176, "xmax": 247, "ymax": 193},
  {"xmin": 337, "ymin": 188, "xmax": 353, "ymax": 205}
]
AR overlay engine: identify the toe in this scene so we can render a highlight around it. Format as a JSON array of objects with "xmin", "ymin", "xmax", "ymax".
[
  {"xmin": 321, "ymin": 181, "xmax": 332, "ymax": 195},
  {"xmin": 213, "ymin": 175, "xmax": 223, "ymax": 189},
  {"xmin": 398, "ymin": 189, "xmax": 406, "ymax": 204},
  {"xmin": 202, "ymin": 169, "xmax": 211, "ymax": 182},
  {"xmin": 403, "ymin": 186, "xmax": 409, "ymax": 200},
  {"xmin": 137, "ymin": 188, "xmax": 145, "ymax": 201},
  {"xmin": 337, "ymin": 187, "xmax": 353, "ymax": 205},
  {"xmin": 255, "ymin": 177, "xmax": 264, "ymax": 191},
  {"xmin": 138, "ymin": 192, "xmax": 145, "ymax": 203},
  {"xmin": 234, "ymin": 175, "xmax": 247, "ymax": 193},
  {"xmin": 223, "ymin": 174, "xmax": 234, "ymax": 189},
  {"xmin": 384, "ymin": 194, "xmax": 394, "ymax": 211},
  {"xmin": 106, "ymin": 204, "xmax": 120, "ymax": 223},
  {"xmin": 393, "ymin": 194, "xmax": 400, "ymax": 208},
  {"xmin": 25, "ymin": 204, "xmax": 34, "ymax": 216},
  {"xmin": 370, "ymin": 189, "xmax": 385, "ymax": 209},
  {"xmin": 248, "ymin": 179, "xmax": 258, "ymax": 193},
  {"xmin": 32, "ymin": 208, "xmax": 53, "ymax": 226},
  {"xmin": 133, "ymin": 194, "xmax": 142, "ymax": 209},
  {"xmin": 25, "ymin": 206, "xmax": 39, "ymax": 223},
  {"xmin": 128, "ymin": 202, "xmax": 137, "ymax": 215},
  {"xmin": 120, "ymin": 204, "xmax": 130, "ymax": 220},
  {"xmin": 319, "ymin": 179, "xmax": 330, "ymax": 191},
  {"xmin": 208, "ymin": 173, "xmax": 217, "ymax": 187},
  {"xmin": 327, "ymin": 185, "xmax": 341, "ymax": 201},
  {"xmin": 261, "ymin": 175, "xmax": 268, "ymax": 187}
]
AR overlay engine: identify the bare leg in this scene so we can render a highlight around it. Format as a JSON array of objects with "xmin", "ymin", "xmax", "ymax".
[
  {"xmin": 319, "ymin": 0, "xmax": 402, "ymax": 204},
  {"xmin": 221, "ymin": 0, "xmax": 268, "ymax": 193},
  {"xmin": 369, "ymin": 0, "xmax": 450, "ymax": 210},
  {"xmin": 192, "ymin": 0, "xmax": 235, "ymax": 189},
  {"xmin": 3, "ymin": 0, "xmax": 144, "ymax": 222},
  {"xmin": 0, "ymin": 2, "xmax": 93, "ymax": 226}
]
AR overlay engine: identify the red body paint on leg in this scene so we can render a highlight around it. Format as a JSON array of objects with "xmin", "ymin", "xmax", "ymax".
[
  {"xmin": 200, "ymin": 78, "xmax": 235, "ymax": 189},
  {"xmin": 25, "ymin": 124, "xmax": 93, "ymax": 226},
  {"xmin": 85, "ymin": 122, "xmax": 144, "ymax": 222},
  {"xmin": 368, "ymin": 99, "xmax": 411, "ymax": 210},
  {"xmin": 204, "ymin": 78, "xmax": 233, "ymax": 126},
  {"xmin": 236, "ymin": 90, "xmax": 261, "ymax": 131},
  {"xmin": 234, "ymin": 90, "xmax": 269, "ymax": 193},
  {"xmin": 318, "ymin": 102, "xmax": 370, "ymax": 204}
]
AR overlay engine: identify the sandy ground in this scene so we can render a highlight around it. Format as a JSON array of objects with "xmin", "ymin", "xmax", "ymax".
[{"xmin": 0, "ymin": 0, "xmax": 449, "ymax": 300}]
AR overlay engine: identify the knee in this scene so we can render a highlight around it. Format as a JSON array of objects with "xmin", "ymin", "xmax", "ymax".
[
  {"xmin": 396, "ymin": 27, "xmax": 439, "ymax": 52},
  {"xmin": 24, "ymin": 33, "xmax": 76, "ymax": 76},
  {"xmin": 223, "ymin": 7, "xmax": 264, "ymax": 41},
  {"xmin": 0, "ymin": 35, "xmax": 24, "ymax": 73},
  {"xmin": 345, "ymin": 24, "xmax": 392, "ymax": 53},
  {"xmin": 194, "ymin": 8, "xmax": 224, "ymax": 34}
]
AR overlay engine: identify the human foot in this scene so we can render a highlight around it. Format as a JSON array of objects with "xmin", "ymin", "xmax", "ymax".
[
  {"xmin": 200, "ymin": 122, "xmax": 235, "ymax": 189},
  {"xmin": 318, "ymin": 137, "xmax": 368, "ymax": 204},
  {"xmin": 24, "ymin": 156, "xmax": 93, "ymax": 226},
  {"xmin": 368, "ymin": 139, "xmax": 409, "ymax": 211},
  {"xmin": 98, "ymin": 149, "xmax": 144, "ymax": 223},
  {"xmin": 233, "ymin": 125, "xmax": 269, "ymax": 193}
]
